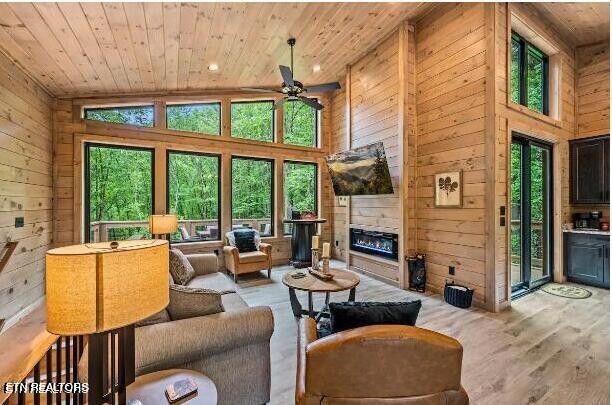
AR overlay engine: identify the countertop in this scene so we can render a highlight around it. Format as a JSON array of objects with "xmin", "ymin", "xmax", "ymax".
[{"xmin": 562, "ymin": 228, "xmax": 610, "ymax": 236}]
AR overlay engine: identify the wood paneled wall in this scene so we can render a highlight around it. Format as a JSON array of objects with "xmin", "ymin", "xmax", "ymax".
[
  {"xmin": 415, "ymin": 3, "xmax": 488, "ymax": 305},
  {"xmin": 0, "ymin": 51, "xmax": 53, "ymax": 327},
  {"xmin": 52, "ymin": 93, "xmax": 333, "ymax": 269},
  {"xmin": 576, "ymin": 42, "xmax": 609, "ymax": 139}
]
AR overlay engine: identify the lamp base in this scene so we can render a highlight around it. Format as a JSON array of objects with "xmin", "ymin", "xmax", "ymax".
[{"xmin": 88, "ymin": 325, "xmax": 135, "ymax": 405}]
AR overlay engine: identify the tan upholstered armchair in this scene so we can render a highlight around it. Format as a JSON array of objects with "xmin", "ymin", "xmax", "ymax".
[
  {"xmin": 223, "ymin": 230, "xmax": 272, "ymax": 282},
  {"xmin": 296, "ymin": 317, "xmax": 469, "ymax": 405}
]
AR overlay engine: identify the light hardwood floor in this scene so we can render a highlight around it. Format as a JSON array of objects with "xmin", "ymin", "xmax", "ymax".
[{"xmin": 235, "ymin": 262, "xmax": 609, "ymax": 405}]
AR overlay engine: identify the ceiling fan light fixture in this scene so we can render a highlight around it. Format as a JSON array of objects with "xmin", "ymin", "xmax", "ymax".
[{"xmin": 208, "ymin": 63, "xmax": 219, "ymax": 71}]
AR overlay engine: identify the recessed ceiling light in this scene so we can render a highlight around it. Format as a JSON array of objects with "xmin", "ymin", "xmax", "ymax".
[
  {"xmin": 312, "ymin": 64, "xmax": 321, "ymax": 73},
  {"xmin": 208, "ymin": 63, "xmax": 219, "ymax": 71}
]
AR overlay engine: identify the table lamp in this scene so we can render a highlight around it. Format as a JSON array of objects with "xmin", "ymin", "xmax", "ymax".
[
  {"xmin": 149, "ymin": 214, "xmax": 178, "ymax": 240},
  {"xmin": 46, "ymin": 239, "xmax": 169, "ymax": 404}
]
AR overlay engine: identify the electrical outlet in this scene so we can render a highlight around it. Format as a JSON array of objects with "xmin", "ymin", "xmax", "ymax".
[
  {"xmin": 213, "ymin": 249, "xmax": 219, "ymax": 256},
  {"xmin": 335, "ymin": 240, "xmax": 339, "ymax": 247},
  {"xmin": 448, "ymin": 266, "xmax": 455, "ymax": 275},
  {"xmin": 14, "ymin": 217, "xmax": 24, "ymax": 228}
]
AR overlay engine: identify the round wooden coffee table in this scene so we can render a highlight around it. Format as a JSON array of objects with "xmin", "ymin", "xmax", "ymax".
[
  {"xmin": 282, "ymin": 268, "xmax": 360, "ymax": 320},
  {"xmin": 127, "ymin": 369, "xmax": 217, "ymax": 404}
]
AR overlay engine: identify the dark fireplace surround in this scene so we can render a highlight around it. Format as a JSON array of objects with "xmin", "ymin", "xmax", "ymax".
[{"xmin": 350, "ymin": 228, "xmax": 398, "ymax": 261}]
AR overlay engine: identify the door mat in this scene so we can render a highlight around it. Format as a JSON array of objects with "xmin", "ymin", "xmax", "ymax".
[{"xmin": 540, "ymin": 283, "xmax": 592, "ymax": 299}]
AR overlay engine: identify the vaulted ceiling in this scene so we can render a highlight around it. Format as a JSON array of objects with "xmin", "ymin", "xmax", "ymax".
[
  {"xmin": 0, "ymin": 2, "xmax": 433, "ymax": 97},
  {"xmin": 0, "ymin": 3, "xmax": 608, "ymax": 98}
]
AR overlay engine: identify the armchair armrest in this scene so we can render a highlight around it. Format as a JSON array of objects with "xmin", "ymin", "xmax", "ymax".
[
  {"xmin": 259, "ymin": 242, "xmax": 272, "ymax": 255},
  {"xmin": 223, "ymin": 245, "xmax": 240, "ymax": 271},
  {"xmin": 296, "ymin": 317, "xmax": 318, "ymax": 404},
  {"xmin": 135, "ymin": 306, "xmax": 274, "ymax": 375},
  {"xmin": 186, "ymin": 253, "xmax": 218, "ymax": 276}
]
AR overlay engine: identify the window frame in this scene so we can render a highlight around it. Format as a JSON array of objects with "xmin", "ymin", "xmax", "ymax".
[
  {"xmin": 83, "ymin": 104, "xmax": 155, "ymax": 127},
  {"xmin": 230, "ymin": 99, "xmax": 276, "ymax": 142},
  {"xmin": 166, "ymin": 149, "xmax": 222, "ymax": 243},
  {"xmin": 230, "ymin": 155, "xmax": 276, "ymax": 237},
  {"xmin": 283, "ymin": 160, "xmax": 319, "ymax": 235},
  {"xmin": 511, "ymin": 31, "xmax": 549, "ymax": 116},
  {"xmin": 84, "ymin": 142, "xmax": 155, "ymax": 243},
  {"xmin": 283, "ymin": 98, "xmax": 319, "ymax": 148},
  {"xmin": 165, "ymin": 101, "xmax": 222, "ymax": 136}
]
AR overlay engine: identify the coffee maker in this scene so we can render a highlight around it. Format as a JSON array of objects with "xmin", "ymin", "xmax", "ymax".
[{"xmin": 573, "ymin": 211, "xmax": 602, "ymax": 230}]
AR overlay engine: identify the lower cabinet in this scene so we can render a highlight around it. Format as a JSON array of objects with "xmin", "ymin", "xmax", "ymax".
[{"xmin": 564, "ymin": 232, "xmax": 610, "ymax": 288}]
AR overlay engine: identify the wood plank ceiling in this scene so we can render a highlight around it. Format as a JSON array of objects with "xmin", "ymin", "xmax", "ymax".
[
  {"xmin": 531, "ymin": 2, "xmax": 610, "ymax": 46},
  {"xmin": 0, "ymin": 2, "xmax": 433, "ymax": 97}
]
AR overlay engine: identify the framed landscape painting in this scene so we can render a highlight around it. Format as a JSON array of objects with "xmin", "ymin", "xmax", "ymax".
[{"xmin": 435, "ymin": 171, "xmax": 462, "ymax": 207}]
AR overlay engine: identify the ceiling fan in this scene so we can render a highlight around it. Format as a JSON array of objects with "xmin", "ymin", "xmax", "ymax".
[{"xmin": 241, "ymin": 38, "xmax": 341, "ymax": 110}]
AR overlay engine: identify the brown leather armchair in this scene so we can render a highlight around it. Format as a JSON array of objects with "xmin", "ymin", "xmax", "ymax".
[
  {"xmin": 223, "ymin": 231, "xmax": 272, "ymax": 282},
  {"xmin": 296, "ymin": 317, "xmax": 469, "ymax": 405}
]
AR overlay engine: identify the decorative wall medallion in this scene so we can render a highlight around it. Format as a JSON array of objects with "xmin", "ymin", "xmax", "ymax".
[{"xmin": 434, "ymin": 171, "xmax": 462, "ymax": 207}]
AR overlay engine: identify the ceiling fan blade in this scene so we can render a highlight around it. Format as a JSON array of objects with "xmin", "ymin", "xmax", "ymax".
[
  {"xmin": 304, "ymin": 82, "xmax": 341, "ymax": 93},
  {"xmin": 279, "ymin": 65, "xmax": 294, "ymax": 87},
  {"xmin": 298, "ymin": 96, "xmax": 324, "ymax": 110},
  {"xmin": 240, "ymin": 87, "xmax": 280, "ymax": 93},
  {"xmin": 273, "ymin": 98, "xmax": 288, "ymax": 110}
]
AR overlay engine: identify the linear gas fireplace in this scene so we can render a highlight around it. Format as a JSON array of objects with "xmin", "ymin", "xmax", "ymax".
[{"xmin": 350, "ymin": 228, "xmax": 398, "ymax": 261}]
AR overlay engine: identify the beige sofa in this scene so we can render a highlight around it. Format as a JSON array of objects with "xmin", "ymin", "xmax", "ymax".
[
  {"xmin": 136, "ymin": 253, "xmax": 274, "ymax": 405},
  {"xmin": 296, "ymin": 317, "xmax": 469, "ymax": 405},
  {"xmin": 223, "ymin": 231, "xmax": 272, "ymax": 282}
]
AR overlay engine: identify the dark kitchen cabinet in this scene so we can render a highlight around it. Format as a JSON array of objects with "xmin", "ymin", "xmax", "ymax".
[
  {"xmin": 565, "ymin": 232, "xmax": 609, "ymax": 288},
  {"xmin": 570, "ymin": 135, "xmax": 609, "ymax": 204}
]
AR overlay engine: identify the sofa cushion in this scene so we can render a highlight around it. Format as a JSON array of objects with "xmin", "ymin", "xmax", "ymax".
[
  {"xmin": 238, "ymin": 250, "xmax": 268, "ymax": 264},
  {"xmin": 329, "ymin": 300, "xmax": 422, "ymax": 333},
  {"xmin": 226, "ymin": 230, "xmax": 261, "ymax": 249},
  {"xmin": 221, "ymin": 292, "xmax": 249, "ymax": 311},
  {"xmin": 167, "ymin": 284, "xmax": 224, "ymax": 320},
  {"xmin": 233, "ymin": 228, "xmax": 257, "ymax": 252},
  {"xmin": 187, "ymin": 272, "xmax": 236, "ymax": 293},
  {"xmin": 169, "ymin": 248, "xmax": 196, "ymax": 285}
]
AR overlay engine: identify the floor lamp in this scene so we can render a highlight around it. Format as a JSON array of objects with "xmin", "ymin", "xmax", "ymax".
[
  {"xmin": 46, "ymin": 240, "xmax": 169, "ymax": 405},
  {"xmin": 149, "ymin": 214, "xmax": 178, "ymax": 241}
]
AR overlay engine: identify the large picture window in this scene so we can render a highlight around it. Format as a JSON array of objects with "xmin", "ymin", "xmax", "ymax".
[
  {"xmin": 231, "ymin": 157, "xmax": 274, "ymax": 236},
  {"xmin": 167, "ymin": 151, "xmax": 221, "ymax": 242},
  {"xmin": 231, "ymin": 100, "xmax": 274, "ymax": 142},
  {"xmin": 84, "ymin": 105, "xmax": 154, "ymax": 127},
  {"xmin": 284, "ymin": 161, "xmax": 318, "ymax": 234},
  {"xmin": 166, "ymin": 102, "xmax": 221, "ymax": 135},
  {"xmin": 511, "ymin": 32, "xmax": 549, "ymax": 115},
  {"xmin": 85, "ymin": 143, "xmax": 154, "ymax": 242},
  {"xmin": 283, "ymin": 100, "xmax": 318, "ymax": 147}
]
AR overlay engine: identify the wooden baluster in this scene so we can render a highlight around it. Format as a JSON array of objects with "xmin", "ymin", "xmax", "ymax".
[
  {"xmin": 17, "ymin": 391, "xmax": 25, "ymax": 405},
  {"xmin": 66, "ymin": 336, "xmax": 71, "ymax": 404},
  {"xmin": 110, "ymin": 332, "xmax": 116, "ymax": 405},
  {"xmin": 78, "ymin": 336, "xmax": 84, "ymax": 405},
  {"xmin": 72, "ymin": 336, "xmax": 78, "ymax": 405},
  {"xmin": 55, "ymin": 338, "xmax": 62, "ymax": 405},
  {"xmin": 33, "ymin": 362, "xmax": 40, "ymax": 405},
  {"xmin": 46, "ymin": 351, "xmax": 52, "ymax": 405}
]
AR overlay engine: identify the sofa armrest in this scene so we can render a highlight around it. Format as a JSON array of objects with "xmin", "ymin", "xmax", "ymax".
[
  {"xmin": 136, "ymin": 306, "xmax": 274, "ymax": 375},
  {"xmin": 186, "ymin": 253, "xmax": 218, "ymax": 276}
]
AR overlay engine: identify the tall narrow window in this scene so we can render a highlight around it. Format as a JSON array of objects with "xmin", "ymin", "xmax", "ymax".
[
  {"xmin": 166, "ymin": 102, "xmax": 221, "ymax": 135},
  {"xmin": 231, "ymin": 157, "xmax": 274, "ymax": 236},
  {"xmin": 283, "ymin": 100, "xmax": 318, "ymax": 147},
  {"xmin": 284, "ymin": 161, "xmax": 318, "ymax": 234},
  {"xmin": 85, "ymin": 143, "xmax": 154, "ymax": 242},
  {"xmin": 167, "ymin": 151, "xmax": 221, "ymax": 242},
  {"xmin": 84, "ymin": 105, "xmax": 154, "ymax": 127},
  {"xmin": 510, "ymin": 32, "xmax": 549, "ymax": 115},
  {"xmin": 231, "ymin": 100, "xmax": 274, "ymax": 142}
]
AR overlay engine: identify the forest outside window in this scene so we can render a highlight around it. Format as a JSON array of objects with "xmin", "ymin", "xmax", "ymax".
[
  {"xmin": 232, "ymin": 157, "xmax": 274, "ymax": 236},
  {"xmin": 167, "ymin": 151, "xmax": 221, "ymax": 242},
  {"xmin": 167, "ymin": 102, "xmax": 221, "ymax": 135},
  {"xmin": 511, "ymin": 31, "xmax": 549, "ymax": 115},
  {"xmin": 84, "ymin": 105, "xmax": 155, "ymax": 127},
  {"xmin": 284, "ymin": 100, "xmax": 318, "ymax": 147},
  {"xmin": 284, "ymin": 161, "xmax": 318, "ymax": 234},
  {"xmin": 85, "ymin": 143, "xmax": 154, "ymax": 242},
  {"xmin": 231, "ymin": 100, "xmax": 275, "ymax": 142}
]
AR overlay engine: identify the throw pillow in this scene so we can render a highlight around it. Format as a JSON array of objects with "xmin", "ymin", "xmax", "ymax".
[
  {"xmin": 167, "ymin": 284, "xmax": 224, "ymax": 321},
  {"xmin": 233, "ymin": 229, "xmax": 257, "ymax": 253},
  {"xmin": 329, "ymin": 300, "xmax": 422, "ymax": 333},
  {"xmin": 169, "ymin": 248, "xmax": 196, "ymax": 285},
  {"xmin": 135, "ymin": 309, "xmax": 171, "ymax": 327}
]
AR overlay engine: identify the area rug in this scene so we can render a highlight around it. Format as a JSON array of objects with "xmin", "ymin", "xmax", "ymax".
[{"xmin": 540, "ymin": 283, "xmax": 592, "ymax": 299}]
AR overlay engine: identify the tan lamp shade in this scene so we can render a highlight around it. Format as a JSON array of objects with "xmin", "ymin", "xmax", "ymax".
[
  {"xmin": 149, "ymin": 214, "xmax": 178, "ymax": 235},
  {"xmin": 45, "ymin": 239, "xmax": 169, "ymax": 335}
]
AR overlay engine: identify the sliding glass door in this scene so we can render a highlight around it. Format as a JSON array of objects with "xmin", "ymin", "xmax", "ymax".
[{"xmin": 510, "ymin": 134, "xmax": 553, "ymax": 295}]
